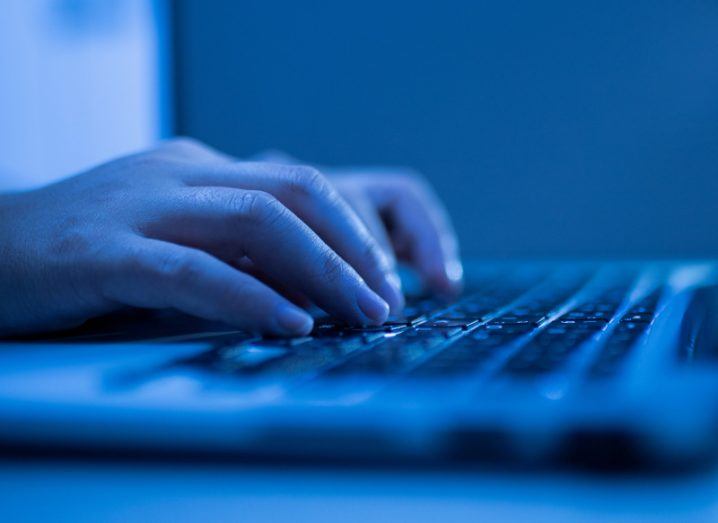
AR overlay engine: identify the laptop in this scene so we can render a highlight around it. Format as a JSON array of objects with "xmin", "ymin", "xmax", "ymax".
[{"xmin": 2, "ymin": 260, "xmax": 718, "ymax": 469}]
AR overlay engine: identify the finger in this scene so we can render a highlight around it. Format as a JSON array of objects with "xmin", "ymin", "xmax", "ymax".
[
  {"xmin": 342, "ymin": 191, "xmax": 404, "ymax": 308},
  {"xmin": 375, "ymin": 177, "xmax": 463, "ymax": 294},
  {"xmin": 147, "ymin": 188, "xmax": 390, "ymax": 325},
  {"xmin": 101, "ymin": 237, "xmax": 314, "ymax": 337},
  {"xmin": 179, "ymin": 163, "xmax": 404, "ymax": 314},
  {"xmin": 233, "ymin": 256, "xmax": 313, "ymax": 310},
  {"xmin": 342, "ymin": 191, "xmax": 396, "ymax": 267}
]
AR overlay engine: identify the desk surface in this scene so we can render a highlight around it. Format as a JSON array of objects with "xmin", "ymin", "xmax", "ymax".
[{"xmin": 2, "ymin": 459, "xmax": 718, "ymax": 522}]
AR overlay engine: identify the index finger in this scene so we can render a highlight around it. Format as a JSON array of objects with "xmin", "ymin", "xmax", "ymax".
[
  {"xmin": 374, "ymin": 176, "xmax": 463, "ymax": 294},
  {"xmin": 181, "ymin": 162, "xmax": 405, "ymax": 313}
]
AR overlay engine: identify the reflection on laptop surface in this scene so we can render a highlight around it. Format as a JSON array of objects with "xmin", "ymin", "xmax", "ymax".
[{"xmin": 2, "ymin": 261, "xmax": 718, "ymax": 470}]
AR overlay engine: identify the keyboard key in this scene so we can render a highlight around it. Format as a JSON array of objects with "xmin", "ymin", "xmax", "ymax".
[
  {"xmin": 500, "ymin": 284, "xmax": 632, "ymax": 377},
  {"xmin": 160, "ymin": 267, "xmax": 649, "ymax": 388},
  {"xmin": 587, "ymin": 292, "xmax": 659, "ymax": 378},
  {"xmin": 423, "ymin": 319, "xmax": 479, "ymax": 330},
  {"xmin": 326, "ymin": 329, "xmax": 450, "ymax": 375}
]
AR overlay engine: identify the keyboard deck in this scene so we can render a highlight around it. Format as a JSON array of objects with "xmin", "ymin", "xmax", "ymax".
[
  {"xmin": 8, "ymin": 262, "xmax": 718, "ymax": 469},
  {"xmin": 162, "ymin": 265, "xmax": 664, "ymax": 386}
]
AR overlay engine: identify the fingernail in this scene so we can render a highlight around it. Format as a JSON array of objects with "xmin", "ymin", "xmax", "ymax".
[
  {"xmin": 276, "ymin": 304, "xmax": 314, "ymax": 335},
  {"xmin": 378, "ymin": 272, "xmax": 404, "ymax": 314},
  {"xmin": 445, "ymin": 259, "xmax": 464, "ymax": 286},
  {"xmin": 356, "ymin": 286, "xmax": 390, "ymax": 325}
]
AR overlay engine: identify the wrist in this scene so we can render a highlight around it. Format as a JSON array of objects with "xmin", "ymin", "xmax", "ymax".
[{"xmin": 0, "ymin": 191, "xmax": 29, "ymax": 334}]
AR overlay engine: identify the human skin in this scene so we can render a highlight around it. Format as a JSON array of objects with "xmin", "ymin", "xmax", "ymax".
[{"xmin": 0, "ymin": 138, "xmax": 462, "ymax": 337}]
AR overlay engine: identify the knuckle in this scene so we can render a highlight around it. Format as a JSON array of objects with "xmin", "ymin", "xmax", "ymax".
[
  {"xmin": 187, "ymin": 186, "xmax": 220, "ymax": 207},
  {"xmin": 231, "ymin": 190, "xmax": 286, "ymax": 226},
  {"xmin": 392, "ymin": 167, "xmax": 430, "ymax": 191},
  {"xmin": 155, "ymin": 250, "xmax": 183, "ymax": 278},
  {"xmin": 130, "ymin": 247, "xmax": 197, "ymax": 283},
  {"xmin": 166, "ymin": 136, "xmax": 206, "ymax": 153},
  {"xmin": 284, "ymin": 165, "xmax": 332, "ymax": 199},
  {"xmin": 319, "ymin": 252, "xmax": 347, "ymax": 285},
  {"xmin": 412, "ymin": 175, "xmax": 434, "ymax": 195},
  {"xmin": 118, "ymin": 153, "xmax": 167, "ymax": 173},
  {"xmin": 156, "ymin": 250, "xmax": 200, "ymax": 283}
]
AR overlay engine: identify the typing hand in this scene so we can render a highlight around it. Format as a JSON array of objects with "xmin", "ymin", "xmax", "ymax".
[
  {"xmin": 252, "ymin": 150, "xmax": 464, "ymax": 297},
  {"xmin": 330, "ymin": 168, "xmax": 463, "ymax": 297},
  {"xmin": 0, "ymin": 139, "xmax": 405, "ymax": 337}
]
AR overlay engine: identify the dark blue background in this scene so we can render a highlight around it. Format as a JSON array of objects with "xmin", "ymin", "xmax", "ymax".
[{"xmin": 174, "ymin": 0, "xmax": 718, "ymax": 259}]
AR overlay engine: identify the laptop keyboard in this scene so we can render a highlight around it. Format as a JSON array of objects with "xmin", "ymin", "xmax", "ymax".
[{"xmin": 168, "ymin": 266, "xmax": 662, "ymax": 385}]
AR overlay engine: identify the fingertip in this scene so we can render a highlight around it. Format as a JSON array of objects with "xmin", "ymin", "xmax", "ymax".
[
  {"xmin": 444, "ymin": 258, "xmax": 464, "ymax": 289},
  {"xmin": 376, "ymin": 272, "xmax": 405, "ymax": 315},
  {"xmin": 275, "ymin": 303, "xmax": 314, "ymax": 336},
  {"xmin": 356, "ymin": 286, "xmax": 390, "ymax": 325},
  {"xmin": 424, "ymin": 258, "xmax": 464, "ymax": 297}
]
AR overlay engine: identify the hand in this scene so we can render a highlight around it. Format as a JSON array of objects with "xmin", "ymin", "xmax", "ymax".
[
  {"xmin": 329, "ymin": 168, "xmax": 463, "ymax": 296},
  {"xmin": 252, "ymin": 152, "xmax": 463, "ymax": 296},
  {"xmin": 0, "ymin": 139, "xmax": 404, "ymax": 337}
]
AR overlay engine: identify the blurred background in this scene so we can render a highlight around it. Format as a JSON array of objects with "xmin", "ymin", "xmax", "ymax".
[{"xmin": 2, "ymin": 0, "xmax": 718, "ymax": 259}]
